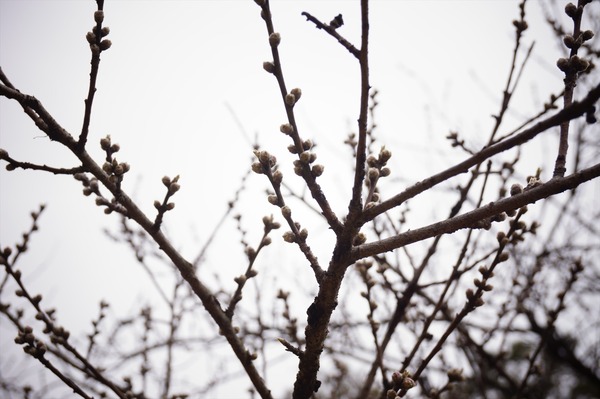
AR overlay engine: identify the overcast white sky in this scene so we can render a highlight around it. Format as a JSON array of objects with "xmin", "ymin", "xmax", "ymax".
[{"xmin": 0, "ymin": 0, "xmax": 595, "ymax": 397}]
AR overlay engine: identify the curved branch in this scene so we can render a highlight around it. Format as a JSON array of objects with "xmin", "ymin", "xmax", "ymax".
[
  {"xmin": 301, "ymin": 11, "xmax": 360, "ymax": 58},
  {"xmin": 352, "ymin": 162, "xmax": 600, "ymax": 262},
  {"xmin": 0, "ymin": 80, "xmax": 273, "ymax": 399},
  {"xmin": 360, "ymin": 82, "xmax": 600, "ymax": 224}
]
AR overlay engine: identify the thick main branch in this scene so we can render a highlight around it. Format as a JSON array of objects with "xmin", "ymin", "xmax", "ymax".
[{"xmin": 352, "ymin": 162, "xmax": 600, "ymax": 261}]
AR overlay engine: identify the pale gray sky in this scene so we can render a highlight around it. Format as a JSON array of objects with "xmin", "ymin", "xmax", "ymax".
[{"xmin": 0, "ymin": 1, "xmax": 590, "ymax": 397}]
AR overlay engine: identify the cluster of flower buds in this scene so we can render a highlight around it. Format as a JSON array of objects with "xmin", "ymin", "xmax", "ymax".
[
  {"xmin": 388, "ymin": 370, "xmax": 416, "ymax": 398},
  {"xmin": 564, "ymin": 1, "xmax": 593, "ymax": 20},
  {"xmin": 556, "ymin": 3, "xmax": 594, "ymax": 75},
  {"xmin": 86, "ymin": 10, "xmax": 111, "ymax": 54},
  {"xmin": 100, "ymin": 135, "xmax": 119, "ymax": 156},
  {"xmin": 287, "ymin": 139, "xmax": 323, "ymax": 178},
  {"xmin": 285, "ymin": 88, "xmax": 302, "ymax": 107},
  {"xmin": 445, "ymin": 131, "xmax": 467, "ymax": 149},
  {"xmin": 262, "ymin": 214, "xmax": 281, "ymax": 234},
  {"xmin": 150, "ymin": 175, "xmax": 180, "ymax": 230},
  {"xmin": 282, "ymin": 221, "xmax": 308, "ymax": 244},
  {"xmin": 161, "ymin": 175, "xmax": 181, "ymax": 196},
  {"xmin": 15, "ymin": 326, "xmax": 47, "ymax": 358},
  {"xmin": 102, "ymin": 159, "xmax": 130, "ymax": 184},
  {"xmin": 153, "ymin": 175, "xmax": 180, "ymax": 213},
  {"xmin": 512, "ymin": 19, "xmax": 528, "ymax": 34},
  {"xmin": 364, "ymin": 146, "xmax": 392, "ymax": 208},
  {"xmin": 100, "ymin": 135, "xmax": 130, "ymax": 185},
  {"xmin": 557, "ymin": 55, "xmax": 591, "ymax": 74},
  {"xmin": 465, "ymin": 263, "xmax": 499, "ymax": 311},
  {"xmin": 511, "ymin": 0, "xmax": 528, "ymax": 34},
  {"xmin": 366, "ymin": 147, "xmax": 392, "ymax": 185},
  {"xmin": 471, "ymin": 211, "xmax": 507, "ymax": 231},
  {"xmin": 563, "ymin": 30, "xmax": 595, "ymax": 51},
  {"xmin": 252, "ymin": 149, "xmax": 283, "ymax": 189},
  {"xmin": 252, "ymin": 149, "xmax": 277, "ymax": 174},
  {"xmin": 74, "ymin": 172, "xmax": 122, "ymax": 214},
  {"xmin": 234, "ymin": 269, "xmax": 258, "ymax": 285}
]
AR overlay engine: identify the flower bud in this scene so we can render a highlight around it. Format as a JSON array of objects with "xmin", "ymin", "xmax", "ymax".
[
  {"xmin": 251, "ymin": 162, "xmax": 263, "ymax": 174},
  {"xmin": 379, "ymin": 147, "xmax": 392, "ymax": 163},
  {"xmin": 366, "ymin": 155, "xmax": 378, "ymax": 167},
  {"xmin": 353, "ymin": 232, "xmax": 366, "ymax": 245},
  {"xmin": 280, "ymin": 123, "xmax": 294, "ymax": 135},
  {"xmin": 99, "ymin": 39, "xmax": 112, "ymax": 51},
  {"xmin": 563, "ymin": 35, "xmax": 576, "ymax": 49},
  {"xmin": 168, "ymin": 183, "xmax": 180, "ymax": 195},
  {"xmin": 311, "ymin": 164, "xmax": 324, "ymax": 177},
  {"xmin": 272, "ymin": 170, "xmax": 283, "ymax": 185},
  {"xmin": 564, "ymin": 3, "xmax": 577, "ymax": 18},
  {"xmin": 510, "ymin": 183, "xmax": 523, "ymax": 196},
  {"xmin": 368, "ymin": 168, "xmax": 379, "ymax": 181},
  {"xmin": 263, "ymin": 61, "xmax": 275, "ymax": 73},
  {"xmin": 291, "ymin": 87, "xmax": 302, "ymax": 101},
  {"xmin": 100, "ymin": 136, "xmax": 111, "ymax": 150},
  {"xmin": 556, "ymin": 57, "xmax": 570, "ymax": 72},
  {"xmin": 582, "ymin": 30, "xmax": 594, "ymax": 42},
  {"xmin": 258, "ymin": 150, "xmax": 271, "ymax": 164},
  {"xmin": 571, "ymin": 55, "xmax": 589, "ymax": 72},
  {"xmin": 299, "ymin": 151, "xmax": 311, "ymax": 164},
  {"xmin": 86, "ymin": 31, "xmax": 96, "ymax": 44},
  {"xmin": 269, "ymin": 32, "xmax": 281, "ymax": 47},
  {"xmin": 285, "ymin": 93, "xmax": 296, "ymax": 106},
  {"xmin": 514, "ymin": 19, "xmax": 528, "ymax": 31},
  {"xmin": 401, "ymin": 378, "xmax": 416, "ymax": 390},
  {"xmin": 282, "ymin": 231, "xmax": 295, "ymax": 243},
  {"xmin": 94, "ymin": 10, "xmax": 104, "ymax": 23}
]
